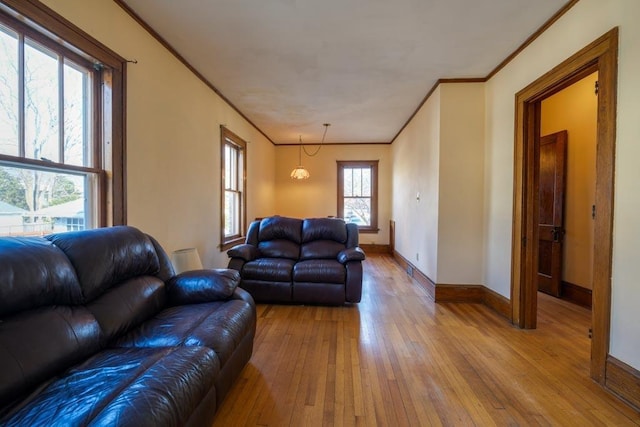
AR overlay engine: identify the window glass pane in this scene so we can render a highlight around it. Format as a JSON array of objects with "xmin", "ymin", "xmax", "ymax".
[
  {"xmin": 361, "ymin": 167, "xmax": 371, "ymax": 197},
  {"xmin": 344, "ymin": 168, "xmax": 353, "ymax": 197},
  {"xmin": 224, "ymin": 190, "xmax": 239, "ymax": 237},
  {"xmin": 24, "ymin": 39, "xmax": 60, "ymax": 163},
  {"xmin": 63, "ymin": 60, "xmax": 90, "ymax": 166},
  {"xmin": 230, "ymin": 146, "xmax": 237, "ymax": 191},
  {"xmin": 353, "ymin": 168, "xmax": 362, "ymax": 197},
  {"xmin": 0, "ymin": 25, "xmax": 19, "ymax": 156},
  {"xmin": 344, "ymin": 197, "xmax": 371, "ymax": 226},
  {"xmin": 0, "ymin": 164, "xmax": 94, "ymax": 236},
  {"xmin": 225, "ymin": 143, "xmax": 238, "ymax": 190}
]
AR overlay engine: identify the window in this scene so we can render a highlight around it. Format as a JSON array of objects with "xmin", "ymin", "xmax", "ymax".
[
  {"xmin": 220, "ymin": 127, "xmax": 246, "ymax": 250},
  {"xmin": 337, "ymin": 160, "xmax": 379, "ymax": 233},
  {"xmin": 0, "ymin": 2, "xmax": 125, "ymax": 236}
]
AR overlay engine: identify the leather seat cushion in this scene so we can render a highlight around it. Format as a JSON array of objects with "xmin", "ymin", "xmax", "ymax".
[
  {"xmin": 242, "ymin": 258, "xmax": 295, "ymax": 282},
  {"xmin": 0, "ymin": 347, "xmax": 218, "ymax": 426},
  {"xmin": 293, "ymin": 260, "xmax": 345, "ymax": 284},
  {"xmin": 114, "ymin": 300, "xmax": 255, "ymax": 367},
  {"xmin": 0, "ymin": 306, "xmax": 102, "ymax": 408}
]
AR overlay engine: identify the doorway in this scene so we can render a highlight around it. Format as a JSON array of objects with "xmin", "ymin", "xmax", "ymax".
[
  {"xmin": 538, "ymin": 72, "xmax": 598, "ymax": 306},
  {"xmin": 510, "ymin": 28, "xmax": 618, "ymax": 383}
]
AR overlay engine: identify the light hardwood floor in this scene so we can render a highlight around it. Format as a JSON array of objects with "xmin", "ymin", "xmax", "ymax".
[{"xmin": 213, "ymin": 254, "xmax": 640, "ymax": 426}]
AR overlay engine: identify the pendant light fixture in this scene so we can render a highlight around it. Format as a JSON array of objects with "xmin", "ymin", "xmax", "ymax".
[{"xmin": 290, "ymin": 123, "xmax": 330, "ymax": 180}]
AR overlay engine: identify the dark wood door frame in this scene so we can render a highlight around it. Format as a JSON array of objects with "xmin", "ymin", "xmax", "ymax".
[{"xmin": 510, "ymin": 28, "xmax": 618, "ymax": 384}]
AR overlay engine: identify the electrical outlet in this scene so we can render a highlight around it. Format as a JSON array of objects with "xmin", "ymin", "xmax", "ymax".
[{"xmin": 416, "ymin": 253, "xmax": 419, "ymax": 261}]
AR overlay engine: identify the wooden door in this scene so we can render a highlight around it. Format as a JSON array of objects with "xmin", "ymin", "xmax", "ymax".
[{"xmin": 537, "ymin": 130, "xmax": 567, "ymax": 297}]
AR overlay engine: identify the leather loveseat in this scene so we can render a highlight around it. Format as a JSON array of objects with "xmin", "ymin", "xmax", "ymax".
[
  {"xmin": 0, "ymin": 226, "xmax": 256, "ymax": 426},
  {"xmin": 227, "ymin": 216, "xmax": 365, "ymax": 305}
]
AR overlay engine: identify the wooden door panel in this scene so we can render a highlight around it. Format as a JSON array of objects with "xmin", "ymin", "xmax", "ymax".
[{"xmin": 537, "ymin": 131, "xmax": 567, "ymax": 297}]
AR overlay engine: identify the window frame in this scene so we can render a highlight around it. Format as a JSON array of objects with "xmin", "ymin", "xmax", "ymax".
[
  {"xmin": 220, "ymin": 126, "xmax": 247, "ymax": 250},
  {"xmin": 337, "ymin": 160, "xmax": 379, "ymax": 234},
  {"xmin": 0, "ymin": 0, "xmax": 127, "ymax": 228}
]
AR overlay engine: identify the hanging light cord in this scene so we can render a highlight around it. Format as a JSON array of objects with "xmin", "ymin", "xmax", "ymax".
[{"xmin": 301, "ymin": 123, "xmax": 330, "ymax": 157}]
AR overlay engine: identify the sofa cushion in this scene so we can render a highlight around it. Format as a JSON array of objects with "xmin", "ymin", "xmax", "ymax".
[
  {"xmin": 293, "ymin": 259, "xmax": 346, "ymax": 284},
  {"xmin": 300, "ymin": 240, "xmax": 346, "ymax": 260},
  {"xmin": 0, "ymin": 237, "xmax": 82, "ymax": 317},
  {"xmin": 46, "ymin": 226, "xmax": 161, "ymax": 302},
  {"xmin": 0, "ymin": 347, "xmax": 219, "ymax": 427},
  {"xmin": 0, "ymin": 306, "xmax": 102, "ymax": 408},
  {"xmin": 258, "ymin": 216, "xmax": 302, "ymax": 243},
  {"xmin": 242, "ymin": 258, "xmax": 295, "ymax": 282},
  {"xmin": 302, "ymin": 218, "xmax": 347, "ymax": 243},
  {"xmin": 257, "ymin": 240, "xmax": 300, "ymax": 260},
  {"xmin": 87, "ymin": 276, "xmax": 166, "ymax": 341},
  {"xmin": 114, "ymin": 300, "xmax": 255, "ymax": 367}
]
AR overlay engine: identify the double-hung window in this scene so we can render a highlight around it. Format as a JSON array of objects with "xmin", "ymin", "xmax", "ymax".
[
  {"xmin": 337, "ymin": 160, "xmax": 379, "ymax": 233},
  {"xmin": 0, "ymin": 2, "xmax": 125, "ymax": 236},
  {"xmin": 220, "ymin": 127, "xmax": 246, "ymax": 250}
]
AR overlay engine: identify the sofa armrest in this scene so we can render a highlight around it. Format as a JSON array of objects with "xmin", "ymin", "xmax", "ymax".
[
  {"xmin": 227, "ymin": 244, "xmax": 260, "ymax": 262},
  {"xmin": 337, "ymin": 247, "xmax": 366, "ymax": 264},
  {"xmin": 230, "ymin": 286, "xmax": 255, "ymax": 306},
  {"xmin": 167, "ymin": 268, "xmax": 240, "ymax": 305}
]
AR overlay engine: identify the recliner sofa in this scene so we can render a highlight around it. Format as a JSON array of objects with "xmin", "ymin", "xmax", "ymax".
[
  {"xmin": 0, "ymin": 226, "xmax": 256, "ymax": 426},
  {"xmin": 227, "ymin": 216, "xmax": 365, "ymax": 305}
]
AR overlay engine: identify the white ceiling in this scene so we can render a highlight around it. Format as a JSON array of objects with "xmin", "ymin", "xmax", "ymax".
[{"xmin": 120, "ymin": 0, "xmax": 569, "ymax": 144}]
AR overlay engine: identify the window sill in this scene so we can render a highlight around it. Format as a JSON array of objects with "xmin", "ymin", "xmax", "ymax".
[
  {"xmin": 358, "ymin": 228, "xmax": 380, "ymax": 234},
  {"xmin": 220, "ymin": 236, "xmax": 244, "ymax": 252}
]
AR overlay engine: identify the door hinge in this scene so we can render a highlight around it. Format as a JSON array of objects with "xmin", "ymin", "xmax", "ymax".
[
  {"xmin": 594, "ymin": 81, "xmax": 599, "ymax": 95},
  {"xmin": 589, "ymin": 328, "xmax": 593, "ymax": 339},
  {"xmin": 522, "ymin": 236, "xmax": 527, "ymax": 247},
  {"xmin": 592, "ymin": 204, "xmax": 596, "ymax": 219}
]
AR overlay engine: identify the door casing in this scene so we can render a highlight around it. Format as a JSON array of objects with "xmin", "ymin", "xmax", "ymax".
[{"xmin": 510, "ymin": 28, "xmax": 618, "ymax": 383}]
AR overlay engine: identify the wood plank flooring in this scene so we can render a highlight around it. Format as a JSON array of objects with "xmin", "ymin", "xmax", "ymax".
[{"xmin": 213, "ymin": 255, "xmax": 640, "ymax": 426}]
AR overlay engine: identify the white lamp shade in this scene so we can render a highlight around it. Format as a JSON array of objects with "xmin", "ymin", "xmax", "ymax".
[
  {"xmin": 290, "ymin": 166, "xmax": 310, "ymax": 180},
  {"xmin": 171, "ymin": 247, "xmax": 203, "ymax": 273}
]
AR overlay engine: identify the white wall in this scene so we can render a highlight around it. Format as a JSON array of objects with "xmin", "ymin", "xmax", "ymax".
[
  {"xmin": 391, "ymin": 83, "xmax": 485, "ymax": 285},
  {"xmin": 391, "ymin": 87, "xmax": 441, "ymax": 280},
  {"xmin": 437, "ymin": 83, "xmax": 485, "ymax": 284},
  {"xmin": 41, "ymin": 0, "xmax": 276, "ymax": 269},
  {"xmin": 483, "ymin": 0, "xmax": 640, "ymax": 369}
]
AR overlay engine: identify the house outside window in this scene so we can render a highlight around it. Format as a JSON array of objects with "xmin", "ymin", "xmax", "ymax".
[
  {"xmin": 0, "ymin": 4, "xmax": 125, "ymax": 236},
  {"xmin": 220, "ymin": 126, "xmax": 246, "ymax": 250},
  {"xmin": 337, "ymin": 160, "xmax": 379, "ymax": 233}
]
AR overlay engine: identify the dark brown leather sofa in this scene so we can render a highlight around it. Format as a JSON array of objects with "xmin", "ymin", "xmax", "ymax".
[
  {"xmin": 227, "ymin": 216, "xmax": 365, "ymax": 305},
  {"xmin": 0, "ymin": 226, "xmax": 256, "ymax": 426}
]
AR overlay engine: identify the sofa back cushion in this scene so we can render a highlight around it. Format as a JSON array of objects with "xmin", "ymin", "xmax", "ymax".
[
  {"xmin": 87, "ymin": 276, "xmax": 167, "ymax": 341},
  {"xmin": 46, "ymin": 226, "xmax": 161, "ymax": 302},
  {"xmin": 300, "ymin": 218, "xmax": 347, "ymax": 260},
  {"xmin": 257, "ymin": 216, "xmax": 302, "ymax": 259},
  {"xmin": 0, "ymin": 236, "xmax": 101, "ymax": 407},
  {"xmin": 0, "ymin": 237, "xmax": 83, "ymax": 317},
  {"xmin": 302, "ymin": 218, "xmax": 347, "ymax": 243}
]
